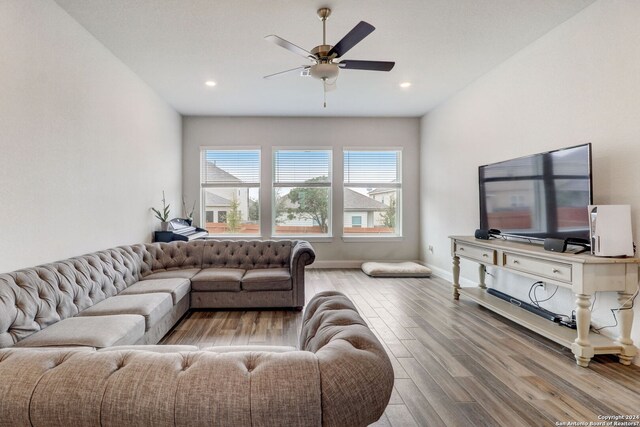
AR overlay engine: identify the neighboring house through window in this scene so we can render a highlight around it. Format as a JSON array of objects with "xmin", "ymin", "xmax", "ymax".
[
  {"xmin": 200, "ymin": 148, "xmax": 260, "ymax": 235},
  {"xmin": 343, "ymin": 149, "xmax": 402, "ymax": 236}
]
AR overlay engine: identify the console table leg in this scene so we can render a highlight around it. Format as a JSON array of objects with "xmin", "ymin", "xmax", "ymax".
[
  {"xmin": 453, "ymin": 256, "xmax": 460, "ymax": 300},
  {"xmin": 478, "ymin": 264, "xmax": 487, "ymax": 290},
  {"xmin": 571, "ymin": 293, "xmax": 594, "ymax": 367},
  {"xmin": 615, "ymin": 290, "xmax": 637, "ymax": 365}
]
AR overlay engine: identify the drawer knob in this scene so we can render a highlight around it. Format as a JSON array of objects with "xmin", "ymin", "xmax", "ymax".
[
  {"xmin": 482, "ymin": 254, "xmax": 488, "ymax": 258},
  {"xmin": 552, "ymin": 268, "xmax": 560, "ymax": 274},
  {"xmin": 513, "ymin": 260, "xmax": 520, "ymax": 264},
  {"xmin": 459, "ymin": 247, "xmax": 464, "ymax": 251}
]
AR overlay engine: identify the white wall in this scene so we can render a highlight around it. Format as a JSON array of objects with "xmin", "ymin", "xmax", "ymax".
[
  {"xmin": 420, "ymin": 0, "xmax": 640, "ymax": 359},
  {"xmin": 183, "ymin": 117, "xmax": 420, "ymax": 264},
  {"xmin": 0, "ymin": 0, "xmax": 181, "ymax": 272}
]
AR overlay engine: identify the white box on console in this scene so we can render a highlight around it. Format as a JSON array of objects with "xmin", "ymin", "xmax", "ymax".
[{"xmin": 588, "ymin": 205, "xmax": 634, "ymax": 257}]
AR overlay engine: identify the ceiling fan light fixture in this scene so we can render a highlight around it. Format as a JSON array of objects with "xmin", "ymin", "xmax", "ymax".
[{"xmin": 309, "ymin": 63, "xmax": 339, "ymax": 80}]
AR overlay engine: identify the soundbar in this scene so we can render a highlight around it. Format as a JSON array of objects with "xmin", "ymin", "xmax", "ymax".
[{"xmin": 486, "ymin": 288, "xmax": 563, "ymax": 323}]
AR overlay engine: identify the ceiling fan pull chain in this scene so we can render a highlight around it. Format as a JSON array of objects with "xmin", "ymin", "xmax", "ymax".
[{"xmin": 323, "ymin": 78, "xmax": 327, "ymax": 108}]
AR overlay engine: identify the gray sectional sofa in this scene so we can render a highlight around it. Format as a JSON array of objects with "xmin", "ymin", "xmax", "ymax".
[
  {"xmin": 0, "ymin": 240, "xmax": 314, "ymax": 349},
  {"xmin": 0, "ymin": 291, "xmax": 395, "ymax": 426},
  {"xmin": 0, "ymin": 241, "xmax": 395, "ymax": 425}
]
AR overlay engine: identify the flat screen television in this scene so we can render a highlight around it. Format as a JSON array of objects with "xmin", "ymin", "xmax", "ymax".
[{"xmin": 479, "ymin": 143, "xmax": 593, "ymax": 241}]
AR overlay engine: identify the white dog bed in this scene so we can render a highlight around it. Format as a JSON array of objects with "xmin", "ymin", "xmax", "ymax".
[{"xmin": 361, "ymin": 261, "xmax": 432, "ymax": 278}]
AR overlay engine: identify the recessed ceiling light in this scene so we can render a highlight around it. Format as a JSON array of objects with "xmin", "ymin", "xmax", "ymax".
[
  {"xmin": 205, "ymin": 80, "xmax": 217, "ymax": 87},
  {"xmin": 399, "ymin": 82, "xmax": 412, "ymax": 88}
]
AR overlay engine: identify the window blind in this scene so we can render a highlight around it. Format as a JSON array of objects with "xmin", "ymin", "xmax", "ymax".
[
  {"xmin": 343, "ymin": 150, "xmax": 401, "ymax": 188},
  {"xmin": 201, "ymin": 149, "xmax": 260, "ymax": 187},
  {"xmin": 273, "ymin": 150, "xmax": 331, "ymax": 186}
]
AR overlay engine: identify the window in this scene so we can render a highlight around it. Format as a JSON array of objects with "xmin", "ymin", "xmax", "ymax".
[
  {"xmin": 343, "ymin": 150, "xmax": 401, "ymax": 236},
  {"xmin": 273, "ymin": 149, "xmax": 332, "ymax": 236},
  {"xmin": 200, "ymin": 149, "xmax": 260, "ymax": 235}
]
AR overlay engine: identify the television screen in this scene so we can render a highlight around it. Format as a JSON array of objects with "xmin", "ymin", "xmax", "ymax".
[{"xmin": 479, "ymin": 143, "xmax": 592, "ymax": 241}]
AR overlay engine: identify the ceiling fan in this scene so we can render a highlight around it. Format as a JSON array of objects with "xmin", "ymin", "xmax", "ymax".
[{"xmin": 264, "ymin": 8, "xmax": 395, "ymax": 107}]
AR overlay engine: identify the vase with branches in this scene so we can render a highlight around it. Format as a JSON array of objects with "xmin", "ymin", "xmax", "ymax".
[
  {"xmin": 151, "ymin": 191, "xmax": 171, "ymax": 231},
  {"xmin": 182, "ymin": 197, "xmax": 196, "ymax": 226}
]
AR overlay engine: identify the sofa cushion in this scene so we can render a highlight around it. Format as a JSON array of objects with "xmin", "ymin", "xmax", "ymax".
[
  {"xmin": 191, "ymin": 268, "xmax": 244, "ymax": 292},
  {"xmin": 202, "ymin": 345, "xmax": 297, "ymax": 353},
  {"xmin": 142, "ymin": 268, "xmax": 201, "ymax": 281},
  {"xmin": 119, "ymin": 278, "xmax": 190, "ymax": 305},
  {"xmin": 241, "ymin": 268, "xmax": 292, "ymax": 291},
  {"xmin": 14, "ymin": 315, "xmax": 145, "ymax": 348},
  {"xmin": 98, "ymin": 345, "xmax": 199, "ymax": 353},
  {"xmin": 78, "ymin": 294, "xmax": 172, "ymax": 331}
]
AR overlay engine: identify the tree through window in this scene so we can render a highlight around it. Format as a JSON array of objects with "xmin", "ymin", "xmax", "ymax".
[{"xmin": 273, "ymin": 149, "xmax": 332, "ymax": 236}]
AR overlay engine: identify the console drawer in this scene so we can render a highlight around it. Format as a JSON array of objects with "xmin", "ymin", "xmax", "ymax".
[
  {"xmin": 504, "ymin": 252, "xmax": 572, "ymax": 283},
  {"xmin": 455, "ymin": 243, "xmax": 496, "ymax": 264}
]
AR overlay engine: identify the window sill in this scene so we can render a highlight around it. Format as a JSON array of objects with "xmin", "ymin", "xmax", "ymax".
[
  {"xmin": 271, "ymin": 236, "xmax": 333, "ymax": 243},
  {"xmin": 342, "ymin": 236, "xmax": 403, "ymax": 243},
  {"xmin": 205, "ymin": 235, "xmax": 262, "ymax": 240}
]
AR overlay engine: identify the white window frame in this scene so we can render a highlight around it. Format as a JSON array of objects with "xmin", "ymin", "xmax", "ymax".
[
  {"xmin": 272, "ymin": 148, "xmax": 333, "ymax": 238},
  {"xmin": 342, "ymin": 148, "xmax": 403, "ymax": 240},
  {"xmin": 199, "ymin": 147, "xmax": 261, "ymax": 238}
]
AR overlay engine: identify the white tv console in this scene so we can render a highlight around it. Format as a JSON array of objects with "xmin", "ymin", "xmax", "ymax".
[{"xmin": 449, "ymin": 235, "xmax": 639, "ymax": 367}]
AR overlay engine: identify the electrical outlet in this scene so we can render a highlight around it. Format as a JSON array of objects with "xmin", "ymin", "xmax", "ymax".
[{"xmin": 428, "ymin": 245, "xmax": 434, "ymax": 254}]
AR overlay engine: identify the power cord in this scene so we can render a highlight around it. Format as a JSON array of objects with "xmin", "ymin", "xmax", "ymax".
[
  {"xmin": 592, "ymin": 284, "xmax": 639, "ymax": 333},
  {"xmin": 527, "ymin": 281, "xmax": 574, "ymax": 326},
  {"xmin": 533, "ymin": 283, "xmax": 559, "ymax": 306}
]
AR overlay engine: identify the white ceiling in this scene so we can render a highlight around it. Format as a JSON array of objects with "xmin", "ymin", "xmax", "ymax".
[{"xmin": 55, "ymin": 0, "xmax": 595, "ymax": 117}]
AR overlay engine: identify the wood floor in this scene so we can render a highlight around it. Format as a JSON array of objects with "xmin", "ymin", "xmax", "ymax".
[{"xmin": 161, "ymin": 269, "xmax": 640, "ymax": 427}]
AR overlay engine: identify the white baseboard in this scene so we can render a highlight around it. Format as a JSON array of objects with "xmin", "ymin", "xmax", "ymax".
[
  {"xmin": 310, "ymin": 260, "xmax": 364, "ymax": 269},
  {"xmin": 426, "ymin": 263, "xmax": 476, "ymax": 287},
  {"xmin": 311, "ymin": 259, "xmax": 425, "ymax": 269}
]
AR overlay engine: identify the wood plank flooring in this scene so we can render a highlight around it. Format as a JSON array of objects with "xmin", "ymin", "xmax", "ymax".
[{"xmin": 161, "ymin": 269, "xmax": 640, "ymax": 426}]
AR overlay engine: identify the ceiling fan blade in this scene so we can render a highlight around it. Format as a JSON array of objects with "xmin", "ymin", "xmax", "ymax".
[
  {"xmin": 263, "ymin": 66, "xmax": 309, "ymax": 79},
  {"xmin": 328, "ymin": 21, "xmax": 375, "ymax": 58},
  {"xmin": 338, "ymin": 60, "xmax": 395, "ymax": 71},
  {"xmin": 264, "ymin": 35, "xmax": 315, "ymax": 60}
]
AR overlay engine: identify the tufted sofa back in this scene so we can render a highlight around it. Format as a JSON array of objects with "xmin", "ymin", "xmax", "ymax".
[
  {"xmin": 131, "ymin": 241, "xmax": 205, "ymax": 277},
  {"xmin": 201, "ymin": 240, "xmax": 292, "ymax": 270},
  {"xmin": 0, "ymin": 248, "xmax": 143, "ymax": 348}
]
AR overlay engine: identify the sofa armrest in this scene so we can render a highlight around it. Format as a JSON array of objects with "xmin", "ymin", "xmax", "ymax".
[
  {"xmin": 289, "ymin": 241, "xmax": 315, "ymax": 309},
  {"xmin": 290, "ymin": 240, "xmax": 315, "ymax": 271},
  {"xmin": 299, "ymin": 291, "xmax": 394, "ymax": 427}
]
